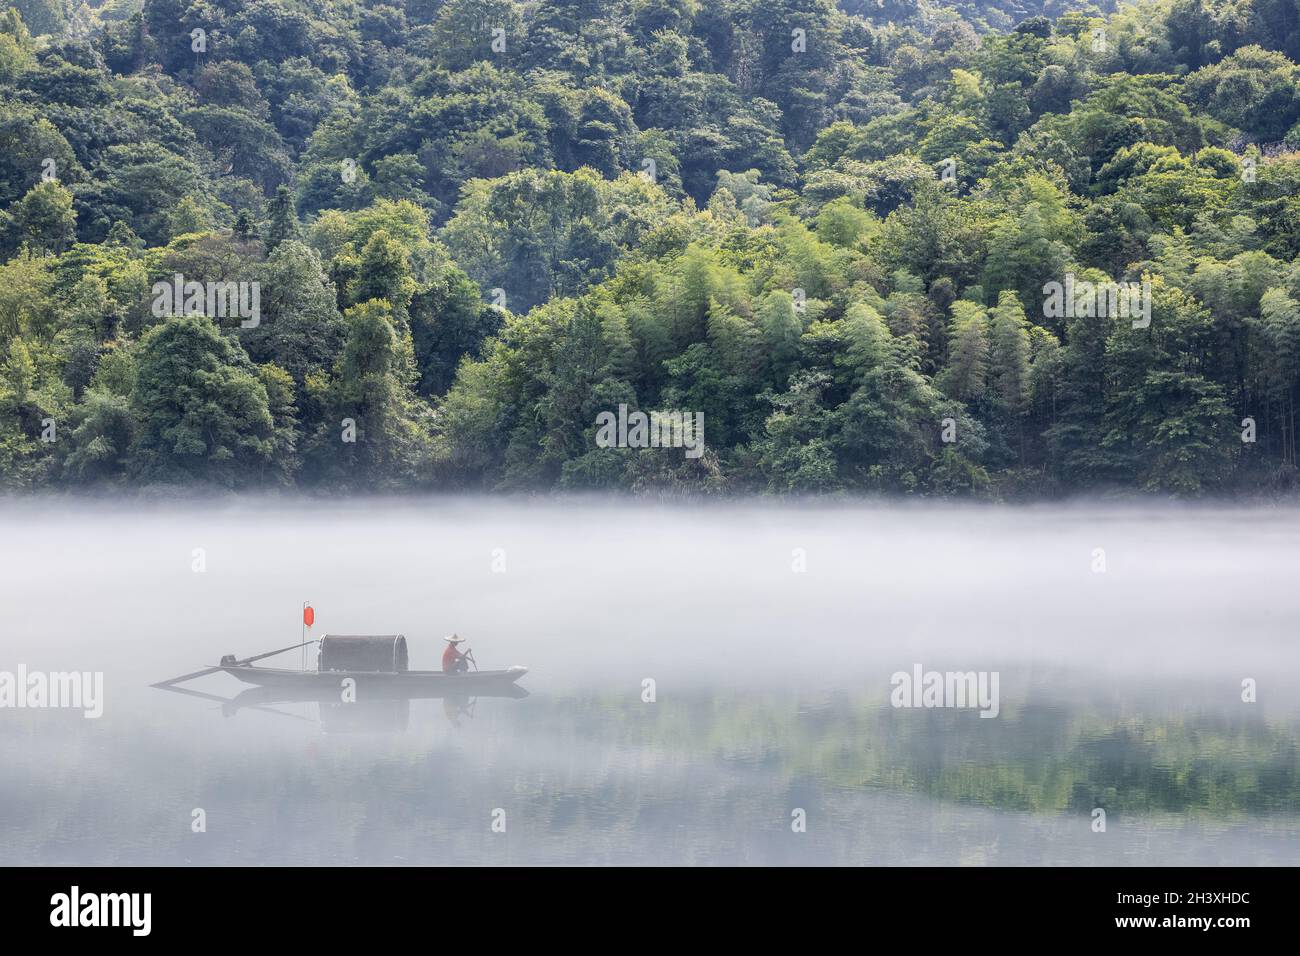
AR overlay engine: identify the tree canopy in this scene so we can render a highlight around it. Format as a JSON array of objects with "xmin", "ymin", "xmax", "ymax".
[{"xmin": 3, "ymin": 0, "xmax": 1300, "ymax": 496}]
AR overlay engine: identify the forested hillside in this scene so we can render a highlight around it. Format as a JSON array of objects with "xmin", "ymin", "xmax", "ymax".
[{"xmin": 3, "ymin": 0, "xmax": 1300, "ymax": 496}]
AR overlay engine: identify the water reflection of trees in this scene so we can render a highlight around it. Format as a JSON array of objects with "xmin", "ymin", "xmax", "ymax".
[{"xmin": 543, "ymin": 693, "xmax": 1300, "ymax": 817}]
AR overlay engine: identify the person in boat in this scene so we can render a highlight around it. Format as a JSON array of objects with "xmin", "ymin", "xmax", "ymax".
[{"xmin": 442, "ymin": 634, "xmax": 472, "ymax": 674}]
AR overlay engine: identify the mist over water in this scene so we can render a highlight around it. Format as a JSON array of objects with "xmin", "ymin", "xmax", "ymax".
[{"xmin": 2, "ymin": 498, "xmax": 1299, "ymax": 864}]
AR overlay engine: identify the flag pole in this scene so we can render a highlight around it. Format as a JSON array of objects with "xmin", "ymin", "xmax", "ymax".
[{"xmin": 301, "ymin": 606, "xmax": 317, "ymax": 671}]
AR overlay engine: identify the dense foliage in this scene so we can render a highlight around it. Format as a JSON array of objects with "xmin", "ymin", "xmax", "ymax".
[{"xmin": 3, "ymin": 0, "xmax": 1300, "ymax": 495}]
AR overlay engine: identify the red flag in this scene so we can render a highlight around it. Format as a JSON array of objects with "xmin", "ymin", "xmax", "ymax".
[{"xmin": 303, "ymin": 606, "xmax": 314, "ymax": 627}]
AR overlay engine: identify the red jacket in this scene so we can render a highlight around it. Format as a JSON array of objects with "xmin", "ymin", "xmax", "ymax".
[{"xmin": 442, "ymin": 643, "xmax": 464, "ymax": 672}]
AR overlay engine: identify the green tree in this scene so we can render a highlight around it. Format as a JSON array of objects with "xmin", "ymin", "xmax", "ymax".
[
  {"xmin": 129, "ymin": 316, "xmax": 279, "ymax": 487},
  {"xmin": 264, "ymin": 184, "xmax": 300, "ymax": 254},
  {"xmin": 5, "ymin": 180, "xmax": 77, "ymax": 254},
  {"xmin": 305, "ymin": 299, "xmax": 433, "ymax": 486}
]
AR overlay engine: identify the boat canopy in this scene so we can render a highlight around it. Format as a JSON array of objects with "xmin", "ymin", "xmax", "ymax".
[{"xmin": 317, "ymin": 635, "xmax": 408, "ymax": 674}]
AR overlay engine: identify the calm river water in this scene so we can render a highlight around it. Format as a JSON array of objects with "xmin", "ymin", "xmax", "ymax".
[{"xmin": 1, "ymin": 498, "xmax": 1297, "ymax": 864}]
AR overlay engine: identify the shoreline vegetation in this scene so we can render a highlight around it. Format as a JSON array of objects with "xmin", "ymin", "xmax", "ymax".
[
  {"xmin": 4, "ymin": 0, "xmax": 1300, "ymax": 498},
  {"xmin": 5, "ymin": 485, "xmax": 1300, "ymax": 506}
]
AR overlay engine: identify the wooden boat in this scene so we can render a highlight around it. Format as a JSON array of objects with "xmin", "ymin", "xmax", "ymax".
[
  {"xmin": 219, "ymin": 661, "xmax": 529, "ymax": 693},
  {"xmin": 154, "ymin": 634, "xmax": 529, "ymax": 702}
]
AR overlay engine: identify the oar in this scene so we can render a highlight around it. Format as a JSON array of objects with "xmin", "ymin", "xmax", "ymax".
[
  {"xmin": 235, "ymin": 638, "xmax": 319, "ymax": 667},
  {"xmin": 151, "ymin": 665, "xmax": 227, "ymax": 689},
  {"xmin": 151, "ymin": 638, "xmax": 319, "ymax": 688}
]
